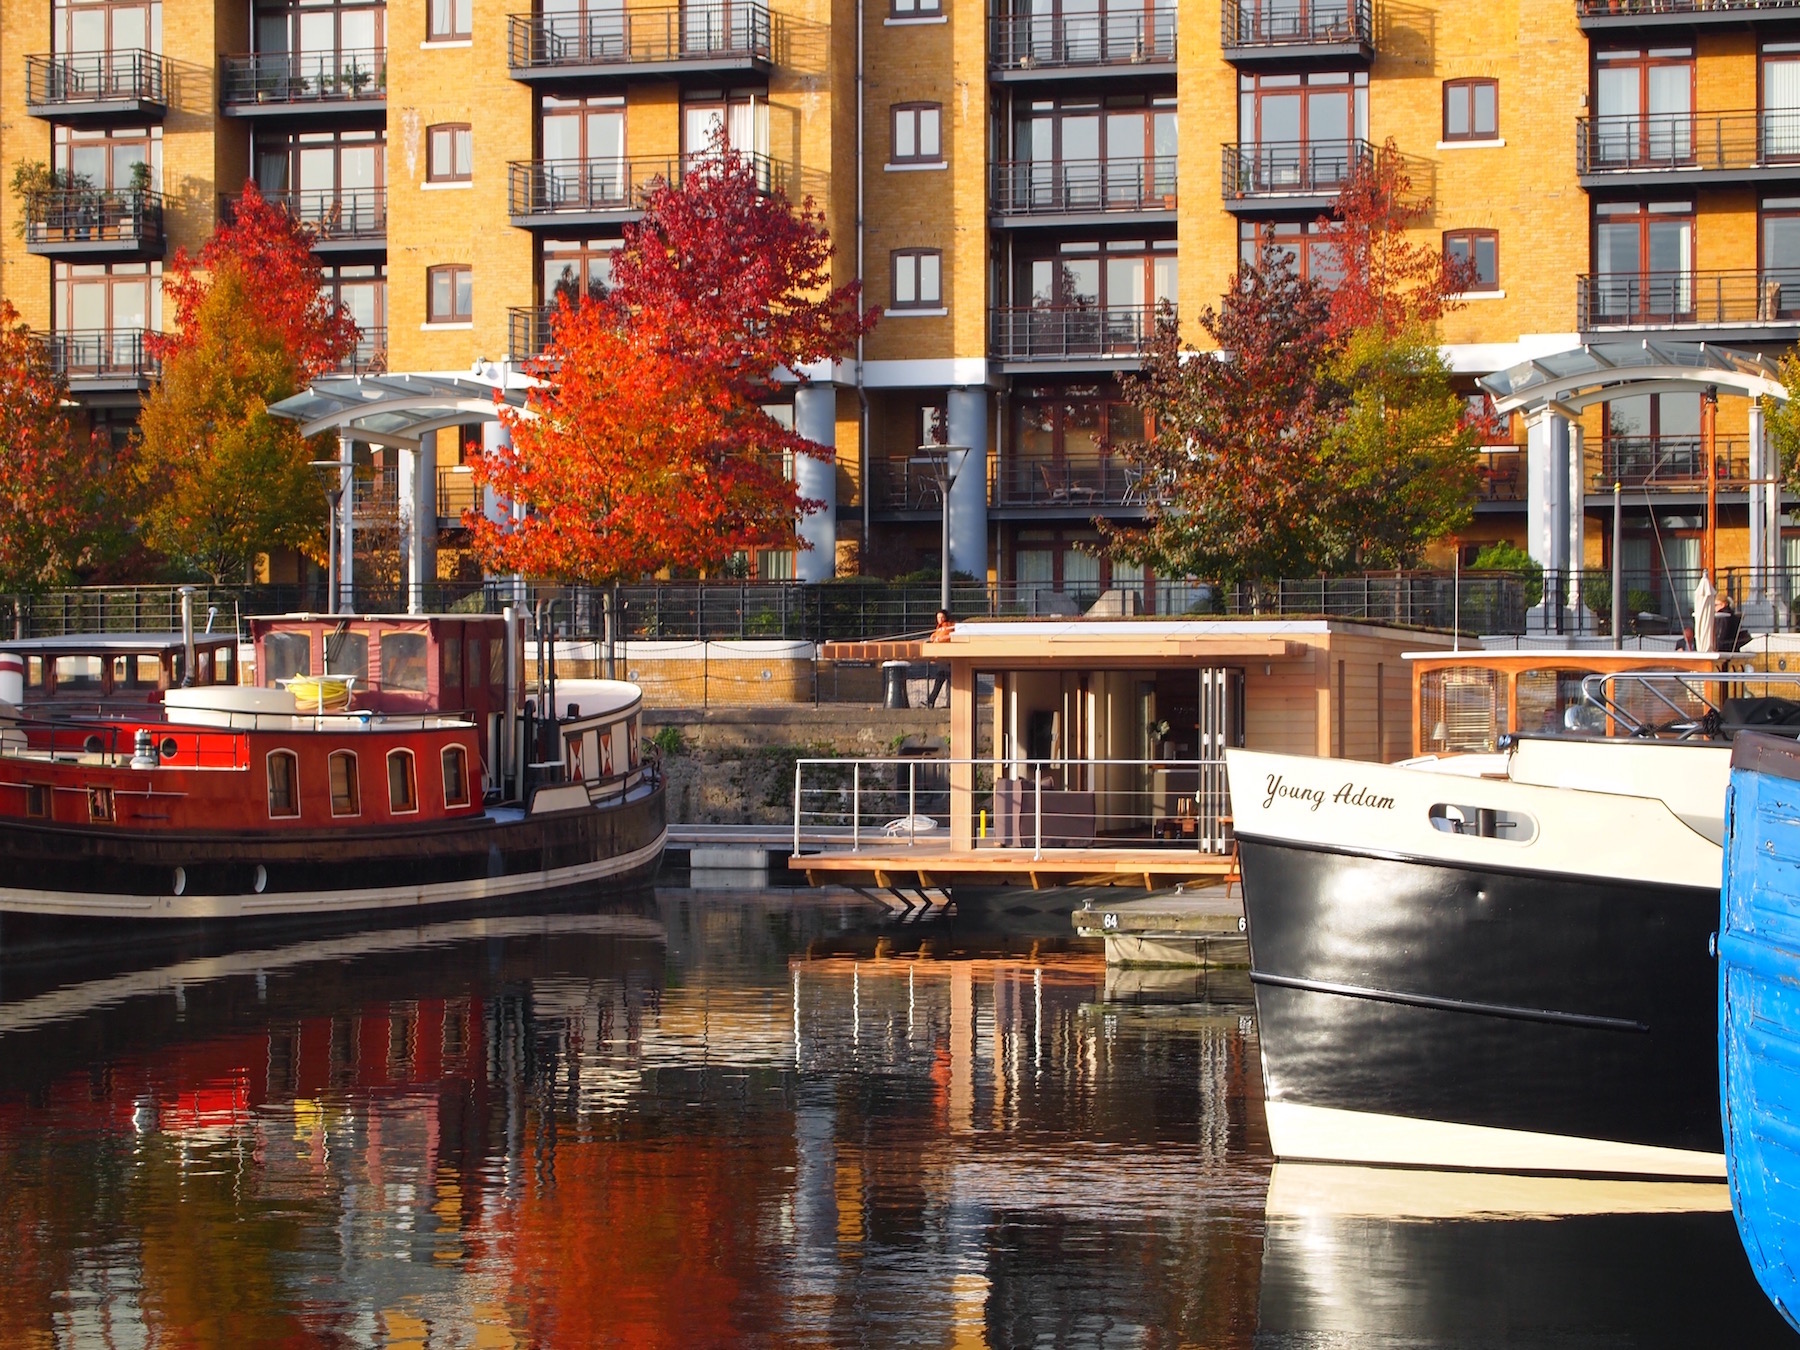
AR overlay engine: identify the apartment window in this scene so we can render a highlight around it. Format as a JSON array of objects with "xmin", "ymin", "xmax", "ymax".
[
  {"xmin": 1763, "ymin": 197, "xmax": 1800, "ymax": 320},
  {"xmin": 892, "ymin": 103, "xmax": 942, "ymax": 163},
  {"xmin": 1592, "ymin": 48, "xmax": 1693, "ymax": 167},
  {"xmin": 267, "ymin": 750, "xmax": 300, "ymax": 818},
  {"xmin": 442, "ymin": 745, "xmax": 470, "ymax": 807},
  {"xmin": 427, "ymin": 124, "xmax": 472, "ymax": 182},
  {"xmin": 1241, "ymin": 220, "xmax": 1340, "ymax": 285},
  {"xmin": 543, "ymin": 238, "xmax": 618, "ymax": 307},
  {"xmin": 1019, "ymin": 238, "xmax": 1177, "ymax": 310},
  {"xmin": 1443, "ymin": 78, "xmax": 1498, "ymax": 141},
  {"xmin": 427, "ymin": 264, "xmax": 472, "ymax": 323},
  {"xmin": 892, "ymin": 249, "xmax": 942, "ymax": 308},
  {"xmin": 1592, "ymin": 199, "xmax": 1692, "ymax": 321},
  {"xmin": 54, "ymin": 126, "xmax": 158, "ymax": 192},
  {"xmin": 1239, "ymin": 70, "xmax": 1368, "ymax": 145},
  {"xmin": 891, "ymin": 0, "xmax": 941, "ymax": 14},
  {"xmin": 429, "ymin": 0, "xmax": 472, "ymax": 41},
  {"xmin": 329, "ymin": 750, "xmax": 360, "ymax": 817},
  {"xmin": 1444, "ymin": 229, "xmax": 1499, "ymax": 290},
  {"xmin": 55, "ymin": 0, "xmax": 152, "ymax": 57},
  {"xmin": 257, "ymin": 1, "xmax": 385, "ymax": 58},
  {"xmin": 387, "ymin": 750, "xmax": 418, "ymax": 813},
  {"xmin": 1766, "ymin": 47, "xmax": 1800, "ymax": 159}
]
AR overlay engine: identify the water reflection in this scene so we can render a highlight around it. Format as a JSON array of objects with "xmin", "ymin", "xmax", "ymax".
[{"xmin": 0, "ymin": 892, "xmax": 1266, "ymax": 1347}]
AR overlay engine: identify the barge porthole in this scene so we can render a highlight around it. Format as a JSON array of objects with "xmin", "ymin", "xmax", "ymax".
[
  {"xmin": 159, "ymin": 738, "xmax": 178, "ymax": 761},
  {"xmin": 172, "ymin": 866, "xmax": 187, "ymax": 896},
  {"xmin": 83, "ymin": 734, "xmax": 103, "ymax": 755},
  {"xmin": 253, "ymin": 865, "xmax": 268, "ymax": 894}
]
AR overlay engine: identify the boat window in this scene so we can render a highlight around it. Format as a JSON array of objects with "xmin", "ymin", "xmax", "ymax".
[
  {"xmin": 443, "ymin": 633, "xmax": 463, "ymax": 690},
  {"xmin": 442, "ymin": 744, "xmax": 469, "ymax": 806},
  {"xmin": 87, "ymin": 786, "xmax": 114, "ymax": 823},
  {"xmin": 387, "ymin": 749, "xmax": 418, "ymax": 812},
  {"xmin": 267, "ymin": 750, "xmax": 300, "ymax": 818},
  {"xmin": 264, "ymin": 632, "xmax": 312, "ymax": 685},
  {"xmin": 1428, "ymin": 802, "xmax": 1538, "ymax": 844},
  {"xmin": 112, "ymin": 655, "xmax": 161, "ymax": 689},
  {"xmin": 380, "ymin": 632, "xmax": 429, "ymax": 693},
  {"xmin": 26, "ymin": 656, "xmax": 43, "ymax": 688},
  {"xmin": 1516, "ymin": 669, "xmax": 1597, "ymax": 737},
  {"xmin": 197, "ymin": 650, "xmax": 213, "ymax": 685},
  {"xmin": 466, "ymin": 638, "xmax": 483, "ymax": 689},
  {"xmin": 25, "ymin": 783, "xmax": 49, "ymax": 818},
  {"xmin": 1417, "ymin": 666, "xmax": 1503, "ymax": 754},
  {"xmin": 489, "ymin": 639, "xmax": 505, "ymax": 688},
  {"xmin": 329, "ymin": 750, "xmax": 361, "ymax": 817},
  {"xmin": 325, "ymin": 632, "xmax": 369, "ymax": 685},
  {"xmin": 53, "ymin": 655, "xmax": 103, "ymax": 691},
  {"xmin": 215, "ymin": 647, "xmax": 236, "ymax": 686}
]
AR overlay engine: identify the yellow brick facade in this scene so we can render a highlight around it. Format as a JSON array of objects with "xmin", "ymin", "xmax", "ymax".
[{"xmin": 3, "ymin": 0, "xmax": 1795, "ymax": 601}]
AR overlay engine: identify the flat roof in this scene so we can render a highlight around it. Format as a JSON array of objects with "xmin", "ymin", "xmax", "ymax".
[
  {"xmin": 0, "ymin": 633, "xmax": 236, "ymax": 653},
  {"xmin": 925, "ymin": 617, "xmax": 1454, "ymax": 660}
]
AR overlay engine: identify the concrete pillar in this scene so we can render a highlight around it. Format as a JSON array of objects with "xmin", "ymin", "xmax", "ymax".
[
  {"xmin": 1751, "ymin": 400, "xmax": 1768, "ymax": 600},
  {"xmin": 1568, "ymin": 419, "xmax": 1585, "ymax": 627},
  {"xmin": 1526, "ymin": 408, "xmax": 1570, "ymax": 574},
  {"xmin": 946, "ymin": 387, "xmax": 989, "ymax": 584},
  {"xmin": 793, "ymin": 384, "xmax": 837, "ymax": 582},
  {"xmin": 398, "ymin": 432, "xmax": 439, "ymax": 614},
  {"xmin": 481, "ymin": 420, "xmax": 511, "ymax": 526},
  {"xmin": 338, "ymin": 430, "xmax": 355, "ymax": 613}
]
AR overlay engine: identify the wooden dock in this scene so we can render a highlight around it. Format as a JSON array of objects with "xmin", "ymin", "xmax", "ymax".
[
  {"xmin": 794, "ymin": 845, "xmax": 1237, "ymax": 893},
  {"xmin": 1069, "ymin": 885, "xmax": 1248, "ymax": 968}
]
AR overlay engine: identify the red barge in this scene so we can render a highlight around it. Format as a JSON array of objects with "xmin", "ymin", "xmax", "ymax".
[{"xmin": 0, "ymin": 608, "xmax": 665, "ymax": 925}]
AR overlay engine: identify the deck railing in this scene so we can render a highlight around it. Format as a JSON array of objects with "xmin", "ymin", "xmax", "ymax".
[
  {"xmin": 224, "ymin": 187, "xmax": 387, "ymax": 242},
  {"xmin": 989, "ymin": 6, "xmax": 1176, "ymax": 69},
  {"xmin": 506, "ymin": 3, "xmax": 771, "ymax": 70},
  {"xmin": 1596, "ymin": 435, "xmax": 1751, "ymax": 491},
  {"xmin": 1221, "ymin": 0, "xmax": 1371, "ymax": 48},
  {"xmin": 1578, "ymin": 269, "xmax": 1800, "ymax": 328},
  {"xmin": 219, "ymin": 48, "xmax": 386, "ymax": 106},
  {"xmin": 23, "ymin": 188, "xmax": 163, "ymax": 251},
  {"xmin": 990, "ymin": 156, "xmax": 1177, "ymax": 216},
  {"xmin": 793, "ymin": 756, "xmax": 1233, "ymax": 859},
  {"xmin": 26, "ymin": 49, "xmax": 165, "ymax": 108},
  {"xmin": 989, "ymin": 303, "xmax": 1170, "ymax": 361},
  {"xmin": 1577, "ymin": 110, "xmax": 1800, "ymax": 174},
  {"xmin": 39, "ymin": 327, "xmax": 158, "ymax": 382},
  {"xmin": 1223, "ymin": 138, "xmax": 1373, "ymax": 198}
]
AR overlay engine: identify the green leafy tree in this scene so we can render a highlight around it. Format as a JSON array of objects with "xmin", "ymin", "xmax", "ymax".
[
  {"xmin": 134, "ymin": 268, "xmax": 329, "ymax": 584},
  {"xmin": 1470, "ymin": 540, "xmax": 1543, "ymax": 607},
  {"xmin": 1763, "ymin": 351, "xmax": 1800, "ymax": 496}
]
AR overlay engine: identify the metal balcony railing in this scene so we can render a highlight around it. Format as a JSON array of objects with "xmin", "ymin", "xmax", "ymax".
[
  {"xmin": 509, "ymin": 152, "xmax": 782, "ymax": 218},
  {"xmin": 336, "ymin": 327, "xmax": 387, "ymax": 375},
  {"xmin": 989, "ymin": 6, "xmax": 1176, "ymax": 70},
  {"xmin": 992, "ymin": 456, "xmax": 1159, "ymax": 508},
  {"xmin": 1223, "ymin": 138, "xmax": 1372, "ymax": 199},
  {"xmin": 1577, "ymin": 110, "xmax": 1800, "ymax": 174},
  {"xmin": 1475, "ymin": 448, "xmax": 1525, "ymax": 502},
  {"xmin": 990, "ymin": 304, "xmax": 1170, "ymax": 361},
  {"xmin": 1578, "ymin": 269, "xmax": 1800, "ymax": 327},
  {"xmin": 219, "ymin": 49, "xmax": 386, "ymax": 106},
  {"xmin": 1595, "ymin": 436, "xmax": 1751, "ymax": 491},
  {"xmin": 225, "ymin": 187, "xmax": 387, "ymax": 242},
  {"xmin": 1220, "ymin": 0, "xmax": 1372, "ymax": 49},
  {"xmin": 506, "ymin": 3, "xmax": 771, "ymax": 71},
  {"xmin": 990, "ymin": 157, "xmax": 1177, "ymax": 216},
  {"xmin": 438, "ymin": 466, "xmax": 481, "ymax": 520},
  {"xmin": 39, "ymin": 328, "xmax": 159, "ymax": 384},
  {"xmin": 1576, "ymin": 0, "xmax": 1800, "ymax": 16},
  {"xmin": 26, "ymin": 49, "xmax": 165, "ymax": 110},
  {"xmin": 23, "ymin": 188, "xmax": 163, "ymax": 252},
  {"xmin": 509, "ymin": 305, "xmax": 557, "ymax": 361},
  {"xmin": 351, "ymin": 466, "xmax": 399, "ymax": 517}
]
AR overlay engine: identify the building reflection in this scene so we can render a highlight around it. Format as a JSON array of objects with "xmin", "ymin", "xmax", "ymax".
[{"xmin": 0, "ymin": 898, "xmax": 1265, "ymax": 1347}]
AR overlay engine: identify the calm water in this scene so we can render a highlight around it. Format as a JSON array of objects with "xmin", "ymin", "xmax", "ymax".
[{"xmin": 0, "ymin": 888, "xmax": 1792, "ymax": 1349}]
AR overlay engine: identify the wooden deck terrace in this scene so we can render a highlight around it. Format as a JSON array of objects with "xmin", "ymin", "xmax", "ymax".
[{"xmin": 793, "ymin": 844, "xmax": 1236, "ymax": 892}]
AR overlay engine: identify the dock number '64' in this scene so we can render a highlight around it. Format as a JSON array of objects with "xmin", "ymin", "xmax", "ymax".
[{"xmin": 1102, "ymin": 912, "xmax": 1119, "ymax": 930}]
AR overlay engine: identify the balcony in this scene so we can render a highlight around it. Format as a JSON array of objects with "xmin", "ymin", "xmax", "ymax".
[
  {"xmin": 39, "ymin": 329, "xmax": 159, "ymax": 392},
  {"xmin": 1220, "ymin": 0, "xmax": 1373, "ymax": 63},
  {"xmin": 1474, "ymin": 448, "xmax": 1524, "ymax": 504},
  {"xmin": 1576, "ymin": 0, "xmax": 1800, "ymax": 32},
  {"xmin": 989, "ymin": 7, "xmax": 1176, "ymax": 79},
  {"xmin": 1591, "ymin": 436, "xmax": 1752, "ymax": 495},
  {"xmin": 989, "ymin": 157, "xmax": 1177, "ymax": 227},
  {"xmin": 336, "ymin": 327, "xmax": 387, "ymax": 375},
  {"xmin": 438, "ymin": 465, "xmax": 481, "ymax": 524},
  {"xmin": 26, "ymin": 50, "xmax": 165, "ymax": 120},
  {"xmin": 1577, "ymin": 269, "xmax": 1800, "ymax": 339},
  {"xmin": 1577, "ymin": 111, "xmax": 1800, "ymax": 186},
  {"xmin": 224, "ymin": 188, "xmax": 387, "ymax": 250},
  {"xmin": 506, "ymin": 4, "xmax": 772, "ymax": 83},
  {"xmin": 219, "ymin": 49, "xmax": 386, "ymax": 115},
  {"xmin": 509, "ymin": 305, "xmax": 556, "ymax": 362},
  {"xmin": 1222, "ymin": 138, "xmax": 1372, "ymax": 213},
  {"xmin": 23, "ymin": 189, "xmax": 163, "ymax": 258},
  {"xmin": 508, "ymin": 155, "xmax": 677, "ymax": 226},
  {"xmin": 989, "ymin": 304, "xmax": 1169, "ymax": 370},
  {"xmin": 992, "ymin": 456, "xmax": 1158, "ymax": 513}
]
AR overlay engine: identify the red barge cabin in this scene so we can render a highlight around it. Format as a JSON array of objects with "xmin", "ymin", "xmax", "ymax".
[{"xmin": 0, "ymin": 614, "xmax": 665, "ymax": 929}]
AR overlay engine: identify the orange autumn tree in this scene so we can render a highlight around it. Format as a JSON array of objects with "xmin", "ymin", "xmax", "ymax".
[
  {"xmin": 0, "ymin": 301, "xmax": 120, "ymax": 600},
  {"xmin": 136, "ymin": 184, "xmax": 359, "ymax": 583},
  {"xmin": 470, "ymin": 145, "xmax": 874, "ymax": 582}
]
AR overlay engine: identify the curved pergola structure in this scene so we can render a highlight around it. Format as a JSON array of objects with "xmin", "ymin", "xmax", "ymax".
[{"xmin": 1475, "ymin": 340, "xmax": 1790, "ymax": 614}]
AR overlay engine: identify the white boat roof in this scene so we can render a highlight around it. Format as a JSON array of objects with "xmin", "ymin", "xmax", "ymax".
[{"xmin": 0, "ymin": 632, "xmax": 236, "ymax": 653}]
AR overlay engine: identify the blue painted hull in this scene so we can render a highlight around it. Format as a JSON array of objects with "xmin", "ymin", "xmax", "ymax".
[{"xmin": 1720, "ymin": 733, "xmax": 1800, "ymax": 1334}]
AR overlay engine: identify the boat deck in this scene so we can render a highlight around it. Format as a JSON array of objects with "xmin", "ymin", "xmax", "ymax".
[{"xmin": 794, "ymin": 845, "xmax": 1236, "ymax": 891}]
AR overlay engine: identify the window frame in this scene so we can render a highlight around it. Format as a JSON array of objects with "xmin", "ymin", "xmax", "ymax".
[
  {"xmin": 1443, "ymin": 228, "xmax": 1500, "ymax": 292},
  {"xmin": 890, "ymin": 0, "xmax": 942, "ymax": 15},
  {"xmin": 891, "ymin": 248, "xmax": 944, "ymax": 310},
  {"xmin": 1442, "ymin": 78, "xmax": 1499, "ymax": 142},
  {"xmin": 387, "ymin": 748, "xmax": 419, "ymax": 814},
  {"xmin": 267, "ymin": 749, "xmax": 301, "ymax": 819},
  {"xmin": 426, "ymin": 123, "xmax": 473, "ymax": 183},
  {"xmin": 890, "ymin": 102, "xmax": 943, "ymax": 164},
  {"xmin": 329, "ymin": 750, "xmax": 361, "ymax": 817},
  {"xmin": 442, "ymin": 744, "xmax": 471, "ymax": 807},
  {"xmin": 428, "ymin": 0, "xmax": 473, "ymax": 42},
  {"xmin": 426, "ymin": 264, "xmax": 473, "ymax": 324}
]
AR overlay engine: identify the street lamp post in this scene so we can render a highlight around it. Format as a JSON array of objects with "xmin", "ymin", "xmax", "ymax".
[{"xmin": 917, "ymin": 443, "xmax": 969, "ymax": 614}]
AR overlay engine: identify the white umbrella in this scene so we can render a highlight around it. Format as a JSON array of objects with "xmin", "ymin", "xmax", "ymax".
[{"xmin": 1694, "ymin": 573, "xmax": 1718, "ymax": 653}]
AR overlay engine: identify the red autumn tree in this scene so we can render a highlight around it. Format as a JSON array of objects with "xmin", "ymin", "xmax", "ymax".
[
  {"xmin": 0, "ymin": 300, "xmax": 121, "ymax": 599},
  {"xmin": 135, "ymin": 184, "xmax": 355, "ymax": 582},
  {"xmin": 471, "ymin": 143, "xmax": 875, "ymax": 583}
]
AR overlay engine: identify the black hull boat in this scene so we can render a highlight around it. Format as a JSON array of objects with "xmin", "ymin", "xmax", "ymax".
[{"xmin": 1227, "ymin": 737, "xmax": 1730, "ymax": 1178}]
